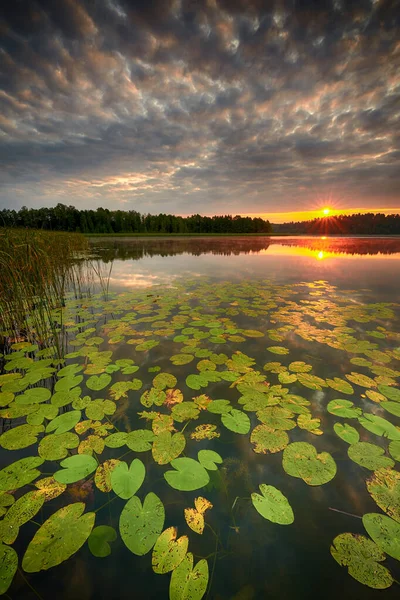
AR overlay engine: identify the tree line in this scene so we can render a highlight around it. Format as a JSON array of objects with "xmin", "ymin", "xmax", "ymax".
[
  {"xmin": 0, "ymin": 204, "xmax": 272, "ymax": 234},
  {"xmin": 274, "ymin": 212, "xmax": 400, "ymax": 235}
]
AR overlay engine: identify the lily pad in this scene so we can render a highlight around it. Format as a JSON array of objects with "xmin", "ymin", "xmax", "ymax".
[
  {"xmin": 126, "ymin": 429, "xmax": 155, "ymax": 452},
  {"xmin": 327, "ymin": 400, "xmax": 361, "ymax": 419},
  {"xmin": 0, "ymin": 490, "xmax": 45, "ymax": 544},
  {"xmin": 366, "ymin": 468, "xmax": 400, "ymax": 522},
  {"xmin": 358, "ymin": 414, "xmax": 400, "ymax": 441},
  {"xmin": 326, "ymin": 378, "xmax": 354, "ymax": 395},
  {"xmin": 88, "ymin": 525, "xmax": 117, "ymax": 558},
  {"xmin": 120, "ymin": 493, "xmax": 165, "ymax": 556},
  {"xmin": 363, "ymin": 513, "xmax": 400, "ymax": 560},
  {"xmin": 0, "ymin": 424, "xmax": 44, "ymax": 450},
  {"xmin": 169, "ymin": 552, "xmax": 209, "ymax": 600},
  {"xmin": 251, "ymin": 484, "xmax": 294, "ymax": 525},
  {"xmin": 15, "ymin": 387, "xmax": 51, "ymax": 405},
  {"xmin": 207, "ymin": 400, "xmax": 232, "ymax": 414},
  {"xmin": 164, "ymin": 458, "xmax": 210, "ymax": 491},
  {"xmin": 22, "ymin": 503, "xmax": 95, "ymax": 572},
  {"xmin": 197, "ymin": 450, "xmax": 223, "ymax": 471},
  {"xmin": 348, "ymin": 442, "xmax": 394, "ymax": 471},
  {"xmin": 34, "ymin": 477, "xmax": 67, "ymax": 501},
  {"xmin": 152, "ymin": 432, "xmax": 186, "ymax": 465},
  {"xmin": 0, "ymin": 457, "xmax": 44, "ymax": 492},
  {"xmin": 152, "ymin": 527, "xmax": 188, "ymax": 574},
  {"xmin": 86, "ymin": 373, "xmax": 112, "ymax": 391},
  {"xmin": 171, "ymin": 402, "xmax": 200, "ymax": 423},
  {"xmin": 333, "ymin": 423, "xmax": 359, "ymax": 445},
  {"xmin": 46, "ymin": 410, "xmax": 81, "ymax": 435},
  {"xmin": 54, "ymin": 454, "xmax": 98, "ymax": 484},
  {"xmin": 267, "ymin": 346, "xmax": 289, "ymax": 355},
  {"xmin": 39, "ymin": 432, "xmax": 80, "ymax": 460},
  {"xmin": 282, "ymin": 442, "xmax": 336, "ymax": 486},
  {"xmin": 221, "ymin": 409, "xmax": 250, "ymax": 434},
  {"xmin": 250, "ymin": 425, "xmax": 289, "ymax": 454},
  {"xmin": 389, "ymin": 440, "xmax": 400, "ymax": 462},
  {"xmin": 153, "ymin": 373, "xmax": 177, "ymax": 390},
  {"xmin": 111, "ymin": 459, "xmax": 146, "ymax": 499},
  {"xmin": 378, "ymin": 385, "xmax": 400, "ymax": 402},
  {"xmin": 330, "ymin": 533, "xmax": 393, "ymax": 589},
  {"xmin": 0, "ymin": 544, "xmax": 18, "ymax": 595},
  {"xmin": 257, "ymin": 407, "xmax": 296, "ymax": 431}
]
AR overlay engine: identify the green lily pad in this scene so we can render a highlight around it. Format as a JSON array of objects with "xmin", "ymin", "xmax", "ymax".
[
  {"xmin": 27, "ymin": 403, "xmax": 58, "ymax": 425},
  {"xmin": 186, "ymin": 374, "xmax": 209, "ymax": 391},
  {"xmin": 39, "ymin": 432, "xmax": 80, "ymax": 460},
  {"xmin": 327, "ymin": 399, "xmax": 362, "ymax": 419},
  {"xmin": 326, "ymin": 378, "xmax": 354, "ymax": 395},
  {"xmin": 169, "ymin": 552, "xmax": 209, "ymax": 600},
  {"xmin": 0, "ymin": 493, "xmax": 14, "ymax": 518},
  {"xmin": 120, "ymin": 493, "xmax": 165, "ymax": 556},
  {"xmin": 333, "ymin": 423, "xmax": 360, "ymax": 445},
  {"xmin": 366, "ymin": 468, "xmax": 400, "ymax": 522},
  {"xmin": 288, "ymin": 361, "xmax": 312, "ymax": 373},
  {"xmin": 51, "ymin": 387, "xmax": 81, "ymax": 408},
  {"xmin": 0, "ymin": 392, "xmax": 14, "ymax": 407},
  {"xmin": 126, "ymin": 430, "xmax": 155, "ymax": 452},
  {"xmin": 54, "ymin": 454, "xmax": 98, "ymax": 484},
  {"xmin": 86, "ymin": 374, "xmax": 112, "ymax": 391},
  {"xmin": 0, "ymin": 544, "xmax": 18, "ymax": 595},
  {"xmin": 221, "ymin": 409, "xmax": 250, "ymax": 434},
  {"xmin": 140, "ymin": 388, "xmax": 166, "ymax": 408},
  {"xmin": 251, "ymin": 484, "xmax": 294, "ymax": 524},
  {"xmin": 15, "ymin": 387, "xmax": 51, "ymax": 405},
  {"xmin": 152, "ymin": 527, "xmax": 188, "ymax": 574},
  {"xmin": 257, "ymin": 407, "xmax": 295, "ymax": 431},
  {"xmin": 153, "ymin": 373, "xmax": 177, "ymax": 390},
  {"xmin": 389, "ymin": 440, "xmax": 400, "ymax": 462},
  {"xmin": 46, "ymin": 410, "xmax": 81, "ymax": 434},
  {"xmin": 0, "ymin": 424, "xmax": 44, "ymax": 450},
  {"xmin": 363, "ymin": 513, "xmax": 400, "ymax": 560},
  {"xmin": 381, "ymin": 401, "xmax": 400, "ymax": 417},
  {"xmin": 85, "ymin": 399, "xmax": 116, "ymax": 420},
  {"xmin": 378, "ymin": 385, "xmax": 400, "ymax": 402},
  {"xmin": 207, "ymin": 400, "xmax": 232, "ymax": 414},
  {"xmin": 111, "ymin": 459, "xmax": 145, "ymax": 499},
  {"xmin": 297, "ymin": 374, "xmax": 326, "ymax": 391},
  {"xmin": 54, "ymin": 374, "xmax": 83, "ymax": 392},
  {"xmin": 164, "ymin": 458, "xmax": 210, "ymax": 491},
  {"xmin": 250, "ymin": 425, "xmax": 289, "ymax": 454},
  {"xmin": 104, "ymin": 432, "xmax": 128, "ymax": 448},
  {"xmin": 282, "ymin": 442, "xmax": 336, "ymax": 486},
  {"xmin": 330, "ymin": 533, "xmax": 393, "ymax": 589},
  {"xmin": 348, "ymin": 442, "xmax": 394, "ymax": 471},
  {"xmin": 358, "ymin": 414, "xmax": 400, "ymax": 441},
  {"xmin": 171, "ymin": 402, "xmax": 200, "ymax": 423},
  {"xmin": 345, "ymin": 372, "xmax": 376, "ymax": 388},
  {"xmin": 170, "ymin": 354, "xmax": 195, "ymax": 366},
  {"xmin": 267, "ymin": 346, "xmax": 289, "ymax": 355},
  {"xmin": 152, "ymin": 432, "xmax": 186, "ymax": 465},
  {"xmin": 0, "ymin": 490, "xmax": 44, "ymax": 544},
  {"xmin": 0, "ymin": 457, "xmax": 44, "ymax": 492},
  {"xmin": 197, "ymin": 450, "xmax": 223, "ymax": 471},
  {"xmin": 88, "ymin": 525, "xmax": 117, "ymax": 558},
  {"xmin": 22, "ymin": 503, "xmax": 95, "ymax": 572}
]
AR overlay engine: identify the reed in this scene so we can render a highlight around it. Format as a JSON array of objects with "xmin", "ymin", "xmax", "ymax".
[{"xmin": 0, "ymin": 228, "xmax": 88, "ymax": 355}]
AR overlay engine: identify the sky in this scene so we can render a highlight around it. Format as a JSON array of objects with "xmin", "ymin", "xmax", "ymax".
[{"xmin": 0, "ymin": 0, "xmax": 399, "ymax": 222}]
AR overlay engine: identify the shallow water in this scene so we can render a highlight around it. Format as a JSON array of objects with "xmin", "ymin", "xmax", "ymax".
[{"xmin": 1, "ymin": 235, "xmax": 400, "ymax": 600}]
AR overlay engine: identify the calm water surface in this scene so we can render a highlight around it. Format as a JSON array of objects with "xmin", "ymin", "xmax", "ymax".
[{"xmin": 3, "ymin": 236, "xmax": 400, "ymax": 600}]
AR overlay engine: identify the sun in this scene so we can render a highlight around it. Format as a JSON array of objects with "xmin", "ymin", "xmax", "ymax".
[{"xmin": 322, "ymin": 207, "xmax": 331, "ymax": 216}]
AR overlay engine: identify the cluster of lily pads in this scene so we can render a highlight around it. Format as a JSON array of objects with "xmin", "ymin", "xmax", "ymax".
[{"xmin": 0, "ymin": 278, "xmax": 399, "ymax": 597}]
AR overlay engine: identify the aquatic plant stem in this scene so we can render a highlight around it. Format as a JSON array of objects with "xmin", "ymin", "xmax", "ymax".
[
  {"xmin": 328, "ymin": 507, "xmax": 362, "ymax": 519},
  {"xmin": 18, "ymin": 569, "xmax": 44, "ymax": 600},
  {"xmin": 94, "ymin": 494, "xmax": 119, "ymax": 514},
  {"xmin": 206, "ymin": 528, "xmax": 219, "ymax": 600}
]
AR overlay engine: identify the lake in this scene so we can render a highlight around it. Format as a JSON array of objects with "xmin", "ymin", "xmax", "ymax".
[{"xmin": 1, "ymin": 235, "xmax": 400, "ymax": 600}]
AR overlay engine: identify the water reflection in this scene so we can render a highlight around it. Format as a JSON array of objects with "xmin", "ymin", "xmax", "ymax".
[{"xmin": 89, "ymin": 235, "xmax": 400, "ymax": 262}]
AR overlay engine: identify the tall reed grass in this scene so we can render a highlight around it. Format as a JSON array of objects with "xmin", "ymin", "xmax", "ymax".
[{"xmin": 0, "ymin": 228, "xmax": 88, "ymax": 355}]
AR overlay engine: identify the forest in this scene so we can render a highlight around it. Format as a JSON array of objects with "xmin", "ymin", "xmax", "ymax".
[
  {"xmin": 0, "ymin": 204, "xmax": 271, "ymax": 234},
  {"xmin": 273, "ymin": 212, "xmax": 400, "ymax": 235}
]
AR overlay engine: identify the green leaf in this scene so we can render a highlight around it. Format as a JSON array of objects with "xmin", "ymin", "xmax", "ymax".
[
  {"xmin": 0, "ymin": 544, "xmax": 18, "ymax": 595},
  {"xmin": 88, "ymin": 525, "xmax": 117, "ymax": 558},
  {"xmin": 27, "ymin": 403, "xmax": 58, "ymax": 425},
  {"xmin": 110, "ymin": 459, "xmax": 146, "ymax": 499},
  {"xmin": 0, "ymin": 457, "xmax": 44, "ymax": 492},
  {"xmin": 267, "ymin": 346, "xmax": 289, "ymax": 355},
  {"xmin": 358, "ymin": 414, "xmax": 400, "ymax": 441},
  {"xmin": 22, "ymin": 503, "xmax": 95, "ymax": 572},
  {"xmin": 251, "ymin": 484, "xmax": 294, "ymax": 524},
  {"xmin": 153, "ymin": 373, "xmax": 177, "ymax": 390},
  {"xmin": 171, "ymin": 402, "xmax": 200, "ymax": 423},
  {"xmin": 288, "ymin": 361, "xmax": 312, "ymax": 373},
  {"xmin": 169, "ymin": 552, "xmax": 209, "ymax": 600},
  {"xmin": 389, "ymin": 440, "xmax": 400, "ymax": 462},
  {"xmin": 152, "ymin": 527, "xmax": 188, "ymax": 574},
  {"xmin": 0, "ymin": 491, "xmax": 45, "ymax": 544},
  {"xmin": 348, "ymin": 442, "xmax": 394, "ymax": 471},
  {"xmin": 126, "ymin": 429, "xmax": 155, "ymax": 452},
  {"xmin": 363, "ymin": 513, "xmax": 400, "ymax": 560},
  {"xmin": 0, "ymin": 424, "xmax": 44, "ymax": 450},
  {"xmin": 333, "ymin": 423, "xmax": 359, "ymax": 445},
  {"xmin": 46, "ymin": 410, "xmax": 81, "ymax": 434},
  {"xmin": 378, "ymin": 385, "xmax": 400, "ymax": 402},
  {"xmin": 152, "ymin": 432, "xmax": 186, "ymax": 465},
  {"xmin": 164, "ymin": 458, "xmax": 210, "ymax": 491},
  {"xmin": 85, "ymin": 399, "xmax": 116, "ymax": 420},
  {"xmin": 327, "ymin": 399, "xmax": 361, "ymax": 419},
  {"xmin": 381, "ymin": 401, "xmax": 400, "ymax": 417},
  {"xmin": 326, "ymin": 378, "xmax": 354, "ymax": 395},
  {"xmin": 86, "ymin": 373, "xmax": 112, "ymax": 391},
  {"xmin": 186, "ymin": 374, "xmax": 209, "ymax": 391},
  {"xmin": 104, "ymin": 432, "xmax": 128, "ymax": 448},
  {"xmin": 346, "ymin": 372, "xmax": 377, "ymax": 388},
  {"xmin": 197, "ymin": 450, "xmax": 223, "ymax": 471},
  {"xmin": 15, "ymin": 387, "xmax": 51, "ymax": 405},
  {"xmin": 54, "ymin": 374, "xmax": 83, "ymax": 392},
  {"xmin": 256, "ymin": 407, "xmax": 296, "ymax": 431},
  {"xmin": 54, "ymin": 454, "xmax": 98, "ymax": 484},
  {"xmin": 140, "ymin": 388, "xmax": 166, "ymax": 408},
  {"xmin": 207, "ymin": 400, "xmax": 232, "ymax": 414},
  {"xmin": 170, "ymin": 354, "xmax": 195, "ymax": 366},
  {"xmin": 282, "ymin": 442, "xmax": 336, "ymax": 486},
  {"xmin": 120, "ymin": 493, "xmax": 165, "ymax": 556},
  {"xmin": 250, "ymin": 425, "xmax": 289, "ymax": 454},
  {"xmin": 297, "ymin": 373, "xmax": 326, "ymax": 390},
  {"xmin": 330, "ymin": 533, "xmax": 393, "ymax": 589},
  {"xmin": 221, "ymin": 409, "xmax": 250, "ymax": 434},
  {"xmin": 39, "ymin": 432, "xmax": 80, "ymax": 460},
  {"xmin": 366, "ymin": 468, "xmax": 400, "ymax": 522}
]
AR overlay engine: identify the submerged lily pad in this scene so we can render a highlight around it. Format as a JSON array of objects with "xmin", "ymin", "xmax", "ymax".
[
  {"xmin": 120, "ymin": 493, "xmax": 165, "ymax": 556},
  {"xmin": 362, "ymin": 513, "xmax": 400, "ymax": 560},
  {"xmin": 348, "ymin": 442, "xmax": 394, "ymax": 471},
  {"xmin": 282, "ymin": 442, "xmax": 336, "ymax": 486},
  {"xmin": 22, "ymin": 503, "xmax": 95, "ymax": 572},
  {"xmin": 169, "ymin": 552, "xmax": 209, "ymax": 600},
  {"xmin": 251, "ymin": 484, "xmax": 294, "ymax": 525},
  {"xmin": 330, "ymin": 533, "xmax": 393, "ymax": 589},
  {"xmin": 88, "ymin": 526, "xmax": 117, "ymax": 558},
  {"xmin": 152, "ymin": 527, "xmax": 188, "ymax": 574}
]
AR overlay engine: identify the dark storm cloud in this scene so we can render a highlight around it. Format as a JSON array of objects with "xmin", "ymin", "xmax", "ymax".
[{"xmin": 0, "ymin": 0, "xmax": 399, "ymax": 213}]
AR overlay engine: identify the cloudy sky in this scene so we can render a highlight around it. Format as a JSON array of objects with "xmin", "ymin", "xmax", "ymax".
[{"xmin": 0, "ymin": 0, "xmax": 399, "ymax": 221}]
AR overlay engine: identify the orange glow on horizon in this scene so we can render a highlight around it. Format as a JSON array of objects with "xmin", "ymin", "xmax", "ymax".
[
  {"xmin": 240, "ymin": 207, "xmax": 400, "ymax": 224},
  {"xmin": 322, "ymin": 208, "xmax": 331, "ymax": 216}
]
